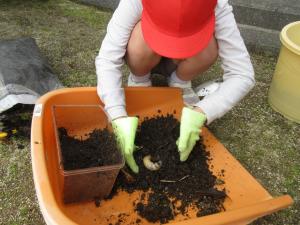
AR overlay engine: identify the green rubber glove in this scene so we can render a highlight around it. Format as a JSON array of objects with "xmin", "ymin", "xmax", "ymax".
[
  {"xmin": 177, "ymin": 107, "xmax": 207, "ymax": 162},
  {"xmin": 112, "ymin": 117, "xmax": 139, "ymax": 173}
]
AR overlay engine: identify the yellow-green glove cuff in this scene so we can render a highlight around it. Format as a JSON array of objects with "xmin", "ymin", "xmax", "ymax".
[{"xmin": 181, "ymin": 107, "xmax": 207, "ymax": 127}]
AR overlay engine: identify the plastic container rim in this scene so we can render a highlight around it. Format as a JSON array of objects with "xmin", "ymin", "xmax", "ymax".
[
  {"xmin": 52, "ymin": 104, "xmax": 125, "ymax": 176},
  {"xmin": 280, "ymin": 21, "xmax": 300, "ymax": 55}
]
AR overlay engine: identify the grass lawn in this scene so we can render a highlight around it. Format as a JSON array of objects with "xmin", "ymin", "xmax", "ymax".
[{"xmin": 0, "ymin": 0, "xmax": 299, "ymax": 224}]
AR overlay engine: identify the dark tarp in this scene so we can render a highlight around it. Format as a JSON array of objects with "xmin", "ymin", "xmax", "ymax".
[{"xmin": 0, "ymin": 37, "xmax": 62, "ymax": 112}]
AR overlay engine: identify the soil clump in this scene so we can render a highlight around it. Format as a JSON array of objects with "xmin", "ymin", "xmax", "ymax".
[
  {"xmin": 111, "ymin": 114, "xmax": 226, "ymax": 223},
  {"xmin": 58, "ymin": 128, "xmax": 121, "ymax": 171}
]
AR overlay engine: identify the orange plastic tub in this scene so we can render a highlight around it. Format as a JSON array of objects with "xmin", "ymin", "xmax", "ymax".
[{"xmin": 31, "ymin": 87, "xmax": 293, "ymax": 225}]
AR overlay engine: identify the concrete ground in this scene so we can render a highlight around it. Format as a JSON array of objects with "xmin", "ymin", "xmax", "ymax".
[
  {"xmin": 230, "ymin": 0, "xmax": 300, "ymax": 54},
  {"xmin": 0, "ymin": 0, "xmax": 299, "ymax": 224}
]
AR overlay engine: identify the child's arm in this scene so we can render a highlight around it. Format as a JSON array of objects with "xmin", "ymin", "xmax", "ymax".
[
  {"xmin": 195, "ymin": 0, "xmax": 255, "ymax": 124},
  {"xmin": 96, "ymin": 0, "xmax": 142, "ymax": 120}
]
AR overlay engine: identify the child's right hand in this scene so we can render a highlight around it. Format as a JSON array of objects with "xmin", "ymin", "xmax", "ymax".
[{"xmin": 112, "ymin": 117, "xmax": 139, "ymax": 173}]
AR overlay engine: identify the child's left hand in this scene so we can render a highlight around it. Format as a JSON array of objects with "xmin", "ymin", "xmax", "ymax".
[{"xmin": 176, "ymin": 107, "xmax": 206, "ymax": 161}]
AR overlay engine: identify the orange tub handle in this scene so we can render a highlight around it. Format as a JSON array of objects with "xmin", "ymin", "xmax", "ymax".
[{"xmin": 175, "ymin": 195, "xmax": 293, "ymax": 225}]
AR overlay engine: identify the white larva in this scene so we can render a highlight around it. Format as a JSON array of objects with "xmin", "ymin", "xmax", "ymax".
[{"xmin": 143, "ymin": 155, "xmax": 162, "ymax": 171}]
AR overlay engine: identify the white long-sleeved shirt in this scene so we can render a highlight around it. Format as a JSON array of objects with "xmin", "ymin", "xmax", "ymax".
[{"xmin": 96, "ymin": 0, "xmax": 255, "ymax": 124}]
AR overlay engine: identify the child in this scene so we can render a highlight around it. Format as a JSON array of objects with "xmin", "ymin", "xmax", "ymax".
[{"xmin": 96, "ymin": 0, "xmax": 255, "ymax": 173}]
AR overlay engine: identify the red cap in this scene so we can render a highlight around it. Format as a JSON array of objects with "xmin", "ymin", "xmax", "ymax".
[{"xmin": 141, "ymin": 0, "xmax": 217, "ymax": 59}]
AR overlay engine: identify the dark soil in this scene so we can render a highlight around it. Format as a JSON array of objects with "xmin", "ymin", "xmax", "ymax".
[
  {"xmin": 0, "ymin": 104, "xmax": 33, "ymax": 140},
  {"xmin": 110, "ymin": 114, "xmax": 226, "ymax": 223},
  {"xmin": 58, "ymin": 128, "xmax": 122, "ymax": 171},
  {"xmin": 136, "ymin": 193, "xmax": 174, "ymax": 223}
]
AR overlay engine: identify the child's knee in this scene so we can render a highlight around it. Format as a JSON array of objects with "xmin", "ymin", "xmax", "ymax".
[
  {"xmin": 126, "ymin": 22, "xmax": 161, "ymax": 75},
  {"xmin": 127, "ymin": 22, "xmax": 157, "ymax": 60},
  {"xmin": 193, "ymin": 37, "xmax": 218, "ymax": 66}
]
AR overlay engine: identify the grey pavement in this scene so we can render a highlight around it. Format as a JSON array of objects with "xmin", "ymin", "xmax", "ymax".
[
  {"xmin": 230, "ymin": 0, "xmax": 300, "ymax": 16},
  {"xmin": 230, "ymin": 0, "xmax": 300, "ymax": 53}
]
